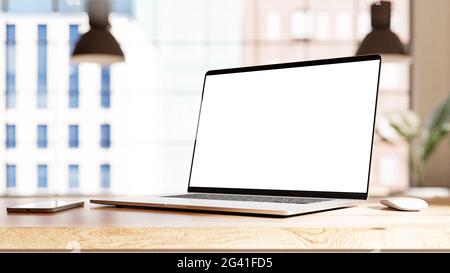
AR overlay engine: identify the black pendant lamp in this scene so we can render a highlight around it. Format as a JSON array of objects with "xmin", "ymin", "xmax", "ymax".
[
  {"xmin": 356, "ymin": 1, "xmax": 408, "ymax": 62},
  {"xmin": 71, "ymin": 0, "xmax": 125, "ymax": 65}
]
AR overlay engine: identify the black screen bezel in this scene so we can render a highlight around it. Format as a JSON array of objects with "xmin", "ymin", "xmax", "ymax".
[{"xmin": 187, "ymin": 55, "xmax": 382, "ymax": 200}]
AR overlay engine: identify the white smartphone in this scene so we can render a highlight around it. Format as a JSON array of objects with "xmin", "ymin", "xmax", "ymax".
[{"xmin": 7, "ymin": 200, "xmax": 84, "ymax": 213}]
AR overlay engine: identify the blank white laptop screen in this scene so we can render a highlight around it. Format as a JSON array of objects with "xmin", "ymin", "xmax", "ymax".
[{"xmin": 189, "ymin": 59, "xmax": 381, "ymax": 194}]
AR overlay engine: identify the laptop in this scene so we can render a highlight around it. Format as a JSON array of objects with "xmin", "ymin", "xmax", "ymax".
[{"xmin": 91, "ymin": 55, "xmax": 382, "ymax": 216}]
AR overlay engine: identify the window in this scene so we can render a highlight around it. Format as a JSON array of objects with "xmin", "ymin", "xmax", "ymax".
[
  {"xmin": 9, "ymin": 0, "xmax": 53, "ymax": 13},
  {"xmin": 68, "ymin": 125, "xmax": 79, "ymax": 148},
  {"xmin": 100, "ymin": 164, "xmax": 111, "ymax": 188},
  {"xmin": 68, "ymin": 165, "xmax": 79, "ymax": 188},
  {"xmin": 6, "ymin": 165, "xmax": 16, "ymax": 188},
  {"xmin": 37, "ymin": 165, "xmax": 48, "ymax": 188},
  {"xmin": 69, "ymin": 25, "xmax": 79, "ymax": 108},
  {"xmin": 7, "ymin": 0, "xmax": 133, "ymax": 14},
  {"xmin": 6, "ymin": 24, "xmax": 16, "ymax": 109},
  {"xmin": 37, "ymin": 125, "xmax": 48, "ymax": 148},
  {"xmin": 58, "ymin": 0, "xmax": 84, "ymax": 13},
  {"xmin": 101, "ymin": 66, "xmax": 111, "ymax": 108},
  {"xmin": 290, "ymin": 10, "xmax": 314, "ymax": 40},
  {"xmin": 6, "ymin": 125, "xmax": 16, "ymax": 149},
  {"xmin": 37, "ymin": 24, "xmax": 48, "ymax": 108},
  {"xmin": 265, "ymin": 11, "xmax": 281, "ymax": 41},
  {"xmin": 112, "ymin": 0, "xmax": 134, "ymax": 16},
  {"xmin": 100, "ymin": 124, "xmax": 111, "ymax": 148}
]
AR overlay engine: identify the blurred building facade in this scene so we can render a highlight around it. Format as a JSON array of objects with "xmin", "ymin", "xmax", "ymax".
[{"xmin": 0, "ymin": 0, "xmax": 160, "ymax": 195}]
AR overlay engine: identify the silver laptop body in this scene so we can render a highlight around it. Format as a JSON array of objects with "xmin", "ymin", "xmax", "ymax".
[{"xmin": 91, "ymin": 55, "xmax": 382, "ymax": 216}]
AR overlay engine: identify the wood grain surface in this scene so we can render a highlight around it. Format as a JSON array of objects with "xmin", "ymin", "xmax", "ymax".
[{"xmin": 1, "ymin": 197, "xmax": 450, "ymax": 251}]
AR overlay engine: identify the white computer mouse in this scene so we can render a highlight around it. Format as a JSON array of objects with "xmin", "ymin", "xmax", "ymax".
[{"xmin": 380, "ymin": 197, "xmax": 428, "ymax": 211}]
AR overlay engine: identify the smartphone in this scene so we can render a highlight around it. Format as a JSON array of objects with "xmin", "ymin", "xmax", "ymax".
[{"xmin": 7, "ymin": 200, "xmax": 84, "ymax": 213}]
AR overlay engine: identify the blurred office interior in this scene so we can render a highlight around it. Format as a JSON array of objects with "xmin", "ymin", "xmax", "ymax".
[{"xmin": 0, "ymin": 0, "xmax": 449, "ymax": 196}]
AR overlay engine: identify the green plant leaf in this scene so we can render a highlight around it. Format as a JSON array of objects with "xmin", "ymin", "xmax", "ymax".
[
  {"xmin": 386, "ymin": 111, "xmax": 420, "ymax": 142},
  {"xmin": 375, "ymin": 127, "xmax": 395, "ymax": 144},
  {"xmin": 421, "ymin": 94, "xmax": 450, "ymax": 161}
]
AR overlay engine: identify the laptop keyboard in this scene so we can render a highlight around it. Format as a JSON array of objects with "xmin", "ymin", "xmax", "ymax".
[{"xmin": 165, "ymin": 193, "xmax": 329, "ymax": 205}]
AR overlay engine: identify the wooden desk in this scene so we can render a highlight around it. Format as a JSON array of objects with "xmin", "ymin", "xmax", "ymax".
[{"xmin": 1, "ymin": 197, "xmax": 450, "ymax": 251}]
